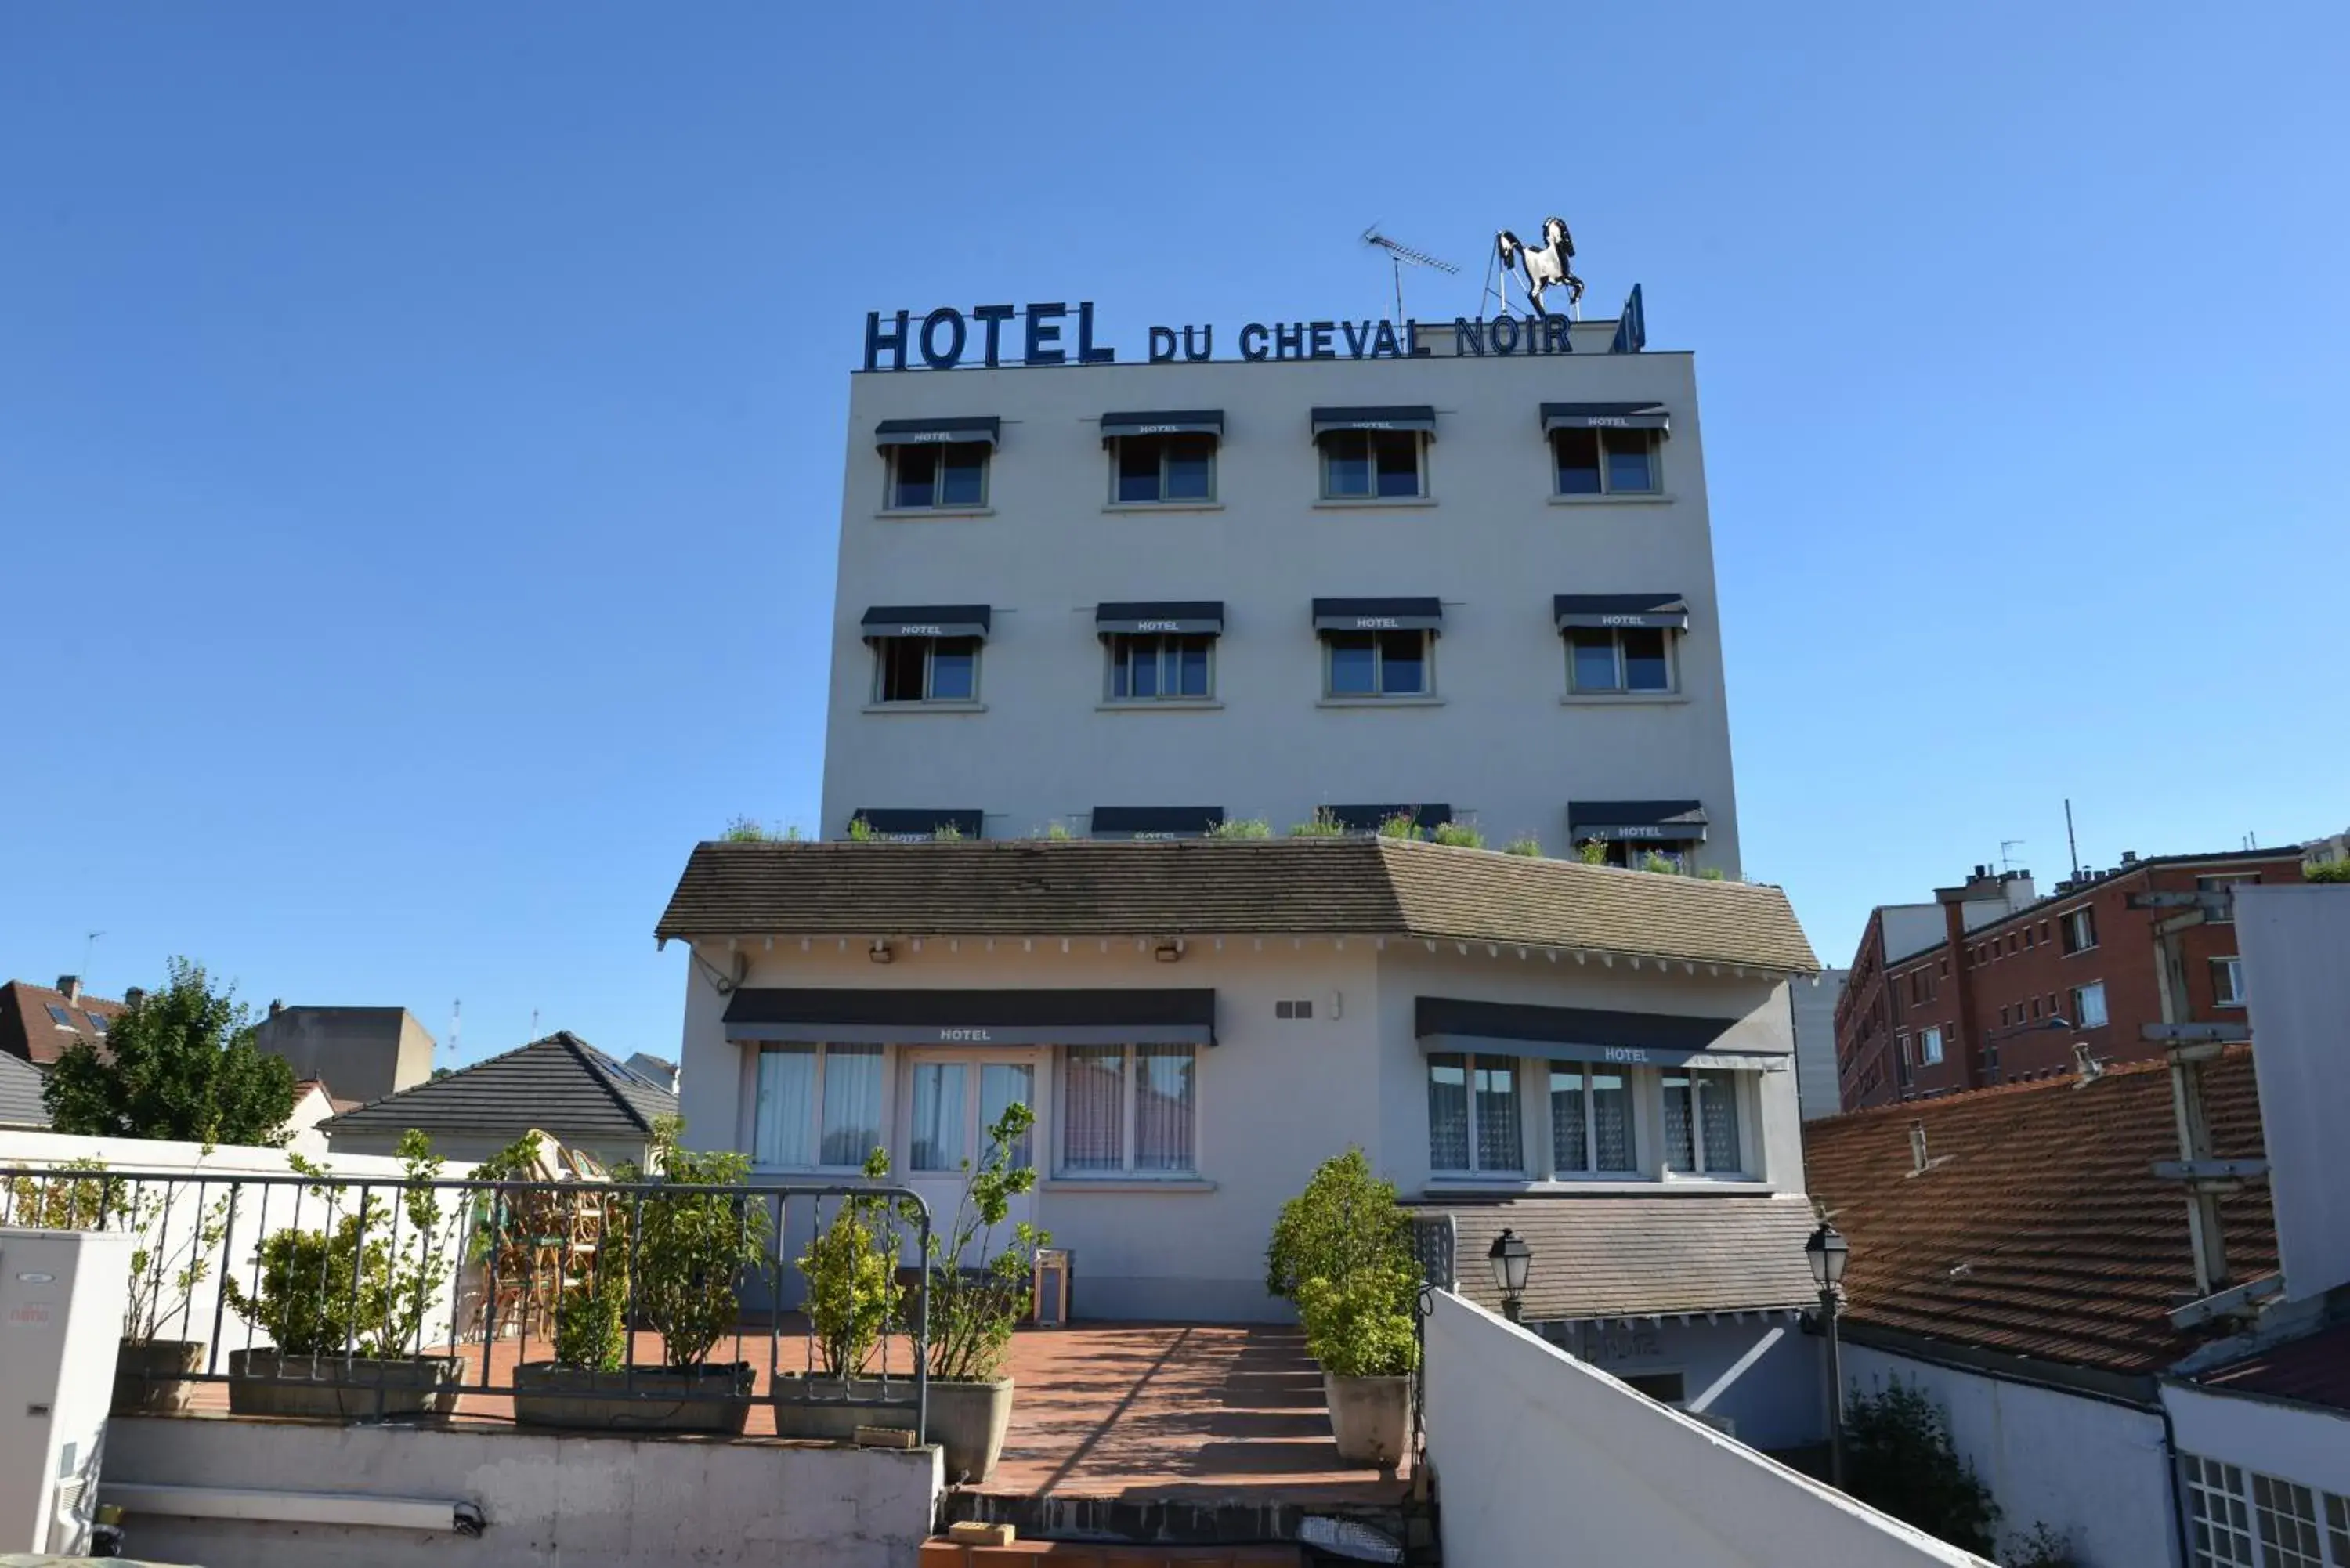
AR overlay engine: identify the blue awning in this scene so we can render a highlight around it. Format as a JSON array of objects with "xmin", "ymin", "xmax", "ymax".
[
  {"xmin": 1327, "ymin": 804, "xmax": 1453, "ymax": 833},
  {"xmin": 1095, "ymin": 602, "xmax": 1225, "ymax": 636},
  {"xmin": 1541, "ymin": 402, "xmax": 1670, "ymax": 435},
  {"xmin": 1100, "ymin": 410, "xmax": 1224, "ymax": 441},
  {"xmin": 1416, "ymin": 996, "xmax": 1784, "ymax": 1072},
  {"xmin": 847, "ymin": 808, "xmax": 985, "ymax": 841},
  {"xmin": 1554, "ymin": 594, "xmax": 1690, "ymax": 631},
  {"xmin": 859, "ymin": 605, "xmax": 992, "ymax": 641},
  {"xmin": 1311, "ymin": 406, "xmax": 1437, "ymax": 438},
  {"xmin": 875, "ymin": 417, "xmax": 1001, "ymax": 448},
  {"xmin": 1567, "ymin": 801, "xmax": 1710, "ymax": 844},
  {"xmin": 1312, "ymin": 598, "xmax": 1444, "ymax": 632},
  {"xmin": 1090, "ymin": 807, "xmax": 1226, "ymax": 840}
]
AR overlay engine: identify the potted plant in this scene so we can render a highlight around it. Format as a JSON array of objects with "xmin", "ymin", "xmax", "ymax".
[
  {"xmin": 916, "ymin": 1101, "xmax": 1047, "ymax": 1483},
  {"xmin": 775, "ymin": 1147, "xmax": 912, "ymax": 1440},
  {"xmin": 1268, "ymin": 1150, "xmax": 1421, "ymax": 1469},
  {"xmin": 515, "ymin": 1118, "xmax": 765, "ymax": 1433},
  {"xmin": 221, "ymin": 1132, "xmax": 466, "ymax": 1419}
]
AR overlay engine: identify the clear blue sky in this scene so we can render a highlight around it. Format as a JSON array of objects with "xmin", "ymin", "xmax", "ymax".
[{"xmin": 4, "ymin": 3, "xmax": 2343, "ymax": 1070}]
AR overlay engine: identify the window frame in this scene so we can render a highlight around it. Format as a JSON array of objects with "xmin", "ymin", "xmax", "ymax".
[
  {"xmin": 2211, "ymin": 956, "xmax": 2246, "ymax": 1007},
  {"xmin": 1318, "ymin": 429, "xmax": 1426, "ymax": 500},
  {"xmin": 2072, "ymin": 981, "xmax": 2110, "ymax": 1029},
  {"xmin": 1564, "ymin": 625, "xmax": 1676, "ymax": 695},
  {"xmin": 870, "ymin": 634, "xmax": 982, "ymax": 705},
  {"xmin": 1659, "ymin": 1067, "xmax": 1752, "ymax": 1178},
  {"xmin": 1919, "ymin": 1026, "xmax": 1944, "ymax": 1065},
  {"xmin": 1546, "ymin": 1064, "xmax": 1641, "ymax": 1177},
  {"xmin": 885, "ymin": 440, "xmax": 991, "ymax": 511},
  {"xmin": 1426, "ymin": 1051, "xmax": 1526, "ymax": 1177},
  {"xmin": 2198, "ymin": 873, "xmax": 2261, "ymax": 924},
  {"xmin": 45, "ymin": 1004, "xmax": 75, "ymax": 1029},
  {"xmin": 750, "ymin": 1042, "xmax": 884, "ymax": 1173},
  {"xmin": 1108, "ymin": 432, "xmax": 1217, "ymax": 505},
  {"xmin": 1104, "ymin": 631, "xmax": 1215, "ymax": 703},
  {"xmin": 2061, "ymin": 906, "xmax": 2099, "ymax": 954},
  {"xmin": 1054, "ymin": 1042, "xmax": 1198, "ymax": 1179},
  {"xmin": 1550, "ymin": 426, "xmax": 1664, "ymax": 497},
  {"xmin": 1321, "ymin": 627, "xmax": 1435, "ymax": 699}
]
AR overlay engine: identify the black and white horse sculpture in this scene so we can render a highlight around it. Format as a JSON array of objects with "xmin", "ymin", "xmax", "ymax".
[{"xmin": 1495, "ymin": 216, "xmax": 1585, "ymax": 316}]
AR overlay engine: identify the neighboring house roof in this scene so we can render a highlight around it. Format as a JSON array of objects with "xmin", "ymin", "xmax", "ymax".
[
  {"xmin": 2192, "ymin": 1318, "xmax": 2350, "ymax": 1415},
  {"xmin": 319, "ymin": 1031, "xmax": 678, "ymax": 1145},
  {"xmin": 656, "ymin": 839, "xmax": 1821, "ymax": 976},
  {"xmin": 295, "ymin": 1078, "xmax": 361, "ymax": 1115},
  {"xmin": 1427, "ymin": 1196, "xmax": 1822, "ymax": 1321},
  {"xmin": 1802, "ymin": 1050, "xmax": 2275, "ymax": 1378},
  {"xmin": 1, "ymin": 979, "xmax": 125, "ymax": 1067},
  {"xmin": 0, "ymin": 1051, "xmax": 49, "ymax": 1129}
]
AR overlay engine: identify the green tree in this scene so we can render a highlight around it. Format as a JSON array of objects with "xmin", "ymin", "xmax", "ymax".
[
  {"xmin": 44, "ymin": 959, "xmax": 296, "ymax": 1145},
  {"xmin": 1843, "ymin": 1380, "xmax": 2001, "ymax": 1555}
]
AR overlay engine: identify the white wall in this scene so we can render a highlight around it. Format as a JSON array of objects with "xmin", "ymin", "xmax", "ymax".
[
  {"xmin": 1842, "ymin": 1345, "xmax": 2175, "ymax": 1568},
  {"xmin": 1540, "ymin": 1315, "xmax": 1825, "ymax": 1451},
  {"xmin": 824, "ymin": 341, "xmax": 1742, "ymax": 869},
  {"xmin": 102, "ymin": 1414, "xmax": 940, "ymax": 1568},
  {"xmin": 1793, "ymin": 969, "xmax": 1849, "ymax": 1122},
  {"xmin": 1423, "ymin": 1292, "xmax": 1990, "ymax": 1567},
  {"xmin": 2164, "ymin": 1381, "xmax": 2350, "ymax": 1498},
  {"xmin": 2235, "ymin": 884, "xmax": 2350, "ymax": 1302}
]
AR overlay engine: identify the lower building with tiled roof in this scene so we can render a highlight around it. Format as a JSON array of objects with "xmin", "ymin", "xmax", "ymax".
[{"xmin": 318, "ymin": 1031, "xmax": 678, "ymax": 1168}]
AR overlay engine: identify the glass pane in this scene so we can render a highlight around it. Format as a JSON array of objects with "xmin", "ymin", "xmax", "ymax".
[
  {"xmin": 1623, "ymin": 628, "xmax": 1670, "ymax": 691},
  {"xmin": 1134, "ymin": 1045, "xmax": 1195, "ymax": 1171},
  {"xmin": 1426, "ymin": 1054, "xmax": 1470, "ymax": 1171},
  {"xmin": 1697, "ymin": 1071, "xmax": 1742, "ymax": 1173},
  {"xmin": 1570, "ymin": 629, "xmax": 1620, "ymax": 692},
  {"xmin": 1591, "ymin": 1072, "xmax": 1636, "ymax": 1170},
  {"xmin": 1109, "ymin": 634, "xmax": 1133, "ymax": 699},
  {"xmin": 1473, "ymin": 1057, "xmax": 1522, "ymax": 1172},
  {"xmin": 879, "ymin": 638, "xmax": 928, "ymax": 703},
  {"xmin": 938, "ymin": 443, "xmax": 987, "ymax": 505},
  {"xmin": 929, "ymin": 638, "xmax": 977, "ymax": 701},
  {"xmin": 1061, "ymin": 1046, "xmax": 1126, "ymax": 1172},
  {"xmin": 1603, "ymin": 429, "xmax": 1656, "ymax": 492},
  {"xmin": 1323, "ymin": 433, "xmax": 1370, "ymax": 497},
  {"xmin": 910, "ymin": 1063, "xmax": 969, "ymax": 1172},
  {"xmin": 1173, "ymin": 636, "xmax": 1210, "ymax": 697},
  {"xmin": 1378, "ymin": 630, "xmax": 1425, "ymax": 695},
  {"xmin": 1164, "ymin": 434, "xmax": 1214, "ymax": 500},
  {"xmin": 754, "ymin": 1046, "xmax": 815, "ymax": 1167},
  {"xmin": 1117, "ymin": 437, "xmax": 1162, "ymax": 503},
  {"xmin": 2251, "ymin": 1474, "xmax": 2323, "ymax": 1567},
  {"xmin": 1327, "ymin": 632, "xmax": 1377, "ymax": 695},
  {"xmin": 1662, "ymin": 1072, "xmax": 1696, "ymax": 1172},
  {"xmin": 1372, "ymin": 432, "xmax": 1420, "ymax": 497},
  {"xmin": 1549, "ymin": 1069, "xmax": 1589, "ymax": 1172},
  {"xmin": 978, "ymin": 1063, "xmax": 1035, "ymax": 1170},
  {"xmin": 1553, "ymin": 429, "xmax": 1601, "ymax": 494},
  {"xmin": 892, "ymin": 445, "xmax": 938, "ymax": 508},
  {"xmin": 820, "ymin": 1044, "xmax": 884, "ymax": 1167}
]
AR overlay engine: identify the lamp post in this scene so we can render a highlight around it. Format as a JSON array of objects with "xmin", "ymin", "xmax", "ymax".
[
  {"xmin": 1488, "ymin": 1228, "xmax": 1531, "ymax": 1323},
  {"xmin": 1806, "ymin": 1221, "xmax": 1850, "ymax": 1489}
]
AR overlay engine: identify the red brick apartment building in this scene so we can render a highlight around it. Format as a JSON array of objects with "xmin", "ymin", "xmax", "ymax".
[{"xmin": 1834, "ymin": 847, "xmax": 2302, "ymax": 1111}]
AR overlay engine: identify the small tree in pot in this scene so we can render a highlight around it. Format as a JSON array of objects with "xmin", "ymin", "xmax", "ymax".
[
  {"xmin": 916, "ymin": 1101, "xmax": 1048, "ymax": 1483},
  {"xmin": 1270, "ymin": 1149, "xmax": 1421, "ymax": 1469},
  {"xmin": 778, "ymin": 1147, "xmax": 914, "ymax": 1441}
]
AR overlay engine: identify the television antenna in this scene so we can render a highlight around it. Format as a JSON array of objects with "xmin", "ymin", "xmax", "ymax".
[
  {"xmin": 1998, "ymin": 840, "xmax": 2026, "ymax": 874},
  {"xmin": 1362, "ymin": 225, "xmax": 1459, "ymax": 320}
]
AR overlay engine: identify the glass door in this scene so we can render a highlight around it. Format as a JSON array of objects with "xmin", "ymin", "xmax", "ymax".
[{"xmin": 901, "ymin": 1052, "xmax": 1037, "ymax": 1259}]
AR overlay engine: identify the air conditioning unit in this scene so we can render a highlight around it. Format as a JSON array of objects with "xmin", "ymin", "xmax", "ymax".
[{"xmin": 0, "ymin": 1228, "xmax": 135, "ymax": 1555}]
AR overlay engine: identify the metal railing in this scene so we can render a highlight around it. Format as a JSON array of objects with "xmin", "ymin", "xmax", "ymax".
[{"xmin": 1, "ymin": 1164, "xmax": 933, "ymax": 1438}]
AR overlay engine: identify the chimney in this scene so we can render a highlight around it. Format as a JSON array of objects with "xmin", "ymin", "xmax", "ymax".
[
  {"xmin": 1933, "ymin": 873, "xmax": 1993, "ymax": 1088},
  {"xmin": 56, "ymin": 975, "xmax": 81, "ymax": 1004},
  {"xmin": 123, "ymin": 987, "xmax": 145, "ymax": 1008},
  {"xmin": 1909, "ymin": 1121, "xmax": 1930, "ymax": 1174},
  {"xmin": 2120, "ymin": 851, "xmax": 2139, "ymax": 866},
  {"xmin": 269, "ymin": 999, "xmax": 284, "ymax": 1017}
]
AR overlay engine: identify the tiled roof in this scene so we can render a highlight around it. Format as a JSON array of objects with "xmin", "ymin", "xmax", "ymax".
[
  {"xmin": 1801, "ymin": 1050, "xmax": 2276, "ymax": 1376},
  {"xmin": 1426, "ymin": 1196, "xmax": 1823, "ymax": 1320},
  {"xmin": 1, "ymin": 979, "xmax": 125, "ymax": 1067},
  {"xmin": 656, "ymin": 839, "xmax": 1820, "ymax": 975},
  {"xmin": 0, "ymin": 1052, "xmax": 49, "ymax": 1128},
  {"xmin": 320, "ymin": 1031, "xmax": 678, "ymax": 1144},
  {"xmin": 2194, "ymin": 1319, "xmax": 2350, "ymax": 1414}
]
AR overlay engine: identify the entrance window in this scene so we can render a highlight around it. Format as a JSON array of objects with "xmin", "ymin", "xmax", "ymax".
[
  {"xmin": 1058, "ymin": 1044, "xmax": 1196, "ymax": 1176},
  {"xmin": 909, "ymin": 1060, "xmax": 1036, "ymax": 1172},
  {"xmin": 753, "ymin": 1043, "xmax": 884, "ymax": 1170}
]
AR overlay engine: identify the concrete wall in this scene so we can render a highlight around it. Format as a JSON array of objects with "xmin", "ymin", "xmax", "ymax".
[
  {"xmin": 1842, "ymin": 1344, "xmax": 2175, "ymax": 1568},
  {"xmin": 253, "ymin": 1007, "xmax": 435, "ymax": 1105},
  {"xmin": 1423, "ymin": 1292, "xmax": 1990, "ymax": 1567},
  {"xmin": 2236, "ymin": 883, "xmax": 2350, "ymax": 1302},
  {"xmin": 2164, "ymin": 1379, "xmax": 2350, "ymax": 1499},
  {"xmin": 1793, "ymin": 969, "xmax": 1848, "ymax": 1122},
  {"xmin": 102, "ymin": 1415, "xmax": 941, "ymax": 1568},
  {"xmin": 822, "ymin": 338, "xmax": 1744, "ymax": 869}
]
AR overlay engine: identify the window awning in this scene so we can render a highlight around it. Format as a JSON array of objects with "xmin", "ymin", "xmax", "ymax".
[
  {"xmin": 1094, "ymin": 602, "xmax": 1226, "ymax": 636},
  {"xmin": 1328, "ymin": 804, "xmax": 1453, "ymax": 833},
  {"xmin": 1415, "ymin": 996, "xmax": 1786, "ymax": 1073},
  {"xmin": 859, "ymin": 605, "xmax": 992, "ymax": 641},
  {"xmin": 1100, "ymin": 410, "xmax": 1224, "ymax": 442},
  {"xmin": 1090, "ymin": 807, "xmax": 1226, "ymax": 840},
  {"xmin": 848, "ymin": 808, "xmax": 984, "ymax": 841},
  {"xmin": 1311, "ymin": 406, "xmax": 1437, "ymax": 438},
  {"xmin": 723, "ymin": 988, "xmax": 1217, "ymax": 1046},
  {"xmin": 875, "ymin": 417, "xmax": 1001, "ymax": 449},
  {"xmin": 1567, "ymin": 800, "xmax": 1710, "ymax": 844},
  {"xmin": 1554, "ymin": 594, "xmax": 1690, "ymax": 631},
  {"xmin": 1312, "ymin": 597, "xmax": 1444, "ymax": 633},
  {"xmin": 1541, "ymin": 402, "xmax": 1671, "ymax": 435}
]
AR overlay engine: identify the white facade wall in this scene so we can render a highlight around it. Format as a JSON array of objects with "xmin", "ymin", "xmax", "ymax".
[
  {"xmin": 1842, "ymin": 1344, "xmax": 2177, "ymax": 1568},
  {"xmin": 2235, "ymin": 883, "xmax": 2350, "ymax": 1303},
  {"xmin": 820, "ymin": 323, "xmax": 1742, "ymax": 867},
  {"xmin": 2164, "ymin": 1381, "xmax": 2350, "ymax": 1501},
  {"xmin": 1424, "ymin": 1292, "xmax": 1991, "ymax": 1568},
  {"xmin": 1794, "ymin": 968, "xmax": 1849, "ymax": 1121}
]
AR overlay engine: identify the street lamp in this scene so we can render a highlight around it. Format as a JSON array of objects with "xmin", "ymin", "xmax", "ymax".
[
  {"xmin": 1488, "ymin": 1228, "xmax": 1531, "ymax": 1323},
  {"xmin": 1806, "ymin": 1222, "xmax": 1850, "ymax": 1489}
]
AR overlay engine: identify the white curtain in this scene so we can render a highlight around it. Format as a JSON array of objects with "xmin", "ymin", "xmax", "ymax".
[
  {"xmin": 1473, "ymin": 1057, "xmax": 1522, "ymax": 1172},
  {"xmin": 1061, "ymin": 1046, "xmax": 1125, "ymax": 1171},
  {"xmin": 754, "ymin": 1046, "xmax": 816, "ymax": 1167},
  {"xmin": 1550, "ymin": 1069, "xmax": 1589, "ymax": 1172},
  {"xmin": 908, "ymin": 1062, "xmax": 967, "ymax": 1172},
  {"xmin": 1134, "ymin": 1046, "xmax": 1195, "ymax": 1172},
  {"xmin": 1592, "ymin": 1071, "xmax": 1636, "ymax": 1172},
  {"xmin": 1697, "ymin": 1070, "xmax": 1741, "ymax": 1174},
  {"xmin": 819, "ymin": 1045, "xmax": 884, "ymax": 1168},
  {"xmin": 1426, "ymin": 1054, "xmax": 1470, "ymax": 1171}
]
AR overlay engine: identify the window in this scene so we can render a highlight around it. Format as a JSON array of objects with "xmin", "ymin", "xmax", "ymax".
[
  {"xmin": 1999, "ymin": 1006, "xmax": 2011, "ymax": 1027},
  {"xmin": 1549, "ymin": 1067, "xmax": 1637, "ymax": 1174},
  {"xmin": 2023, "ymin": 927, "xmax": 2034, "ymax": 949},
  {"xmin": 1919, "ymin": 1026, "xmax": 1944, "ymax": 1065},
  {"xmin": 752, "ymin": 1044, "xmax": 883, "ymax": 1169},
  {"xmin": 1567, "ymin": 627, "xmax": 1672, "ymax": 693},
  {"xmin": 2061, "ymin": 906, "xmax": 2098, "ymax": 953},
  {"xmin": 1325, "ymin": 630, "xmax": 1430, "ymax": 697},
  {"xmin": 1058, "ymin": 1044, "xmax": 1195, "ymax": 1176},
  {"xmin": 1593, "ymin": 840, "xmax": 1690, "ymax": 871},
  {"xmin": 2071, "ymin": 982, "xmax": 2109, "ymax": 1028},
  {"xmin": 1320, "ymin": 429, "xmax": 1423, "ymax": 499},
  {"xmin": 1427, "ymin": 1053, "xmax": 1524, "ymax": 1175},
  {"xmin": 1552, "ymin": 428, "xmax": 1661, "ymax": 496},
  {"xmin": 1274, "ymin": 999, "xmax": 1314, "ymax": 1020},
  {"xmin": 45, "ymin": 1004, "xmax": 74, "ymax": 1028},
  {"xmin": 2030, "ymin": 997, "xmax": 2041, "ymax": 1020},
  {"xmin": 2212, "ymin": 957, "xmax": 2245, "ymax": 1006},
  {"xmin": 909, "ymin": 1060, "xmax": 1036, "ymax": 1173},
  {"xmin": 2178, "ymin": 1454, "xmax": 2350, "ymax": 1568},
  {"xmin": 1107, "ymin": 633, "xmax": 1212, "ymax": 701},
  {"xmin": 1112, "ymin": 433, "xmax": 1215, "ymax": 503},
  {"xmin": 873, "ymin": 635, "xmax": 978, "ymax": 703},
  {"xmin": 2199, "ymin": 873, "xmax": 2261, "ymax": 923},
  {"xmin": 83, "ymin": 1010, "xmax": 108, "ymax": 1034},
  {"xmin": 888, "ymin": 441, "xmax": 989, "ymax": 510},
  {"xmin": 2251, "ymin": 1474, "xmax": 2326, "ymax": 1568},
  {"xmin": 1622, "ymin": 1371, "xmax": 1687, "ymax": 1404},
  {"xmin": 1661, "ymin": 1069, "xmax": 1745, "ymax": 1175}
]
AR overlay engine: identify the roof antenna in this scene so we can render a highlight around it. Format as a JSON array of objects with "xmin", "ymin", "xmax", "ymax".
[
  {"xmin": 1998, "ymin": 840, "xmax": 2025, "ymax": 874},
  {"xmin": 82, "ymin": 931, "xmax": 104, "ymax": 985},
  {"xmin": 1362, "ymin": 224, "xmax": 1460, "ymax": 321},
  {"xmin": 530, "ymin": 1007, "xmax": 540, "ymax": 1042},
  {"xmin": 448, "ymin": 999, "xmax": 461, "ymax": 1071}
]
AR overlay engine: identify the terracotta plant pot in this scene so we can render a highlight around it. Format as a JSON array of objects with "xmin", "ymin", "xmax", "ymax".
[
  {"xmin": 927, "ymin": 1377, "xmax": 1014, "ymax": 1483},
  {"xmin": 225, "ymin": 1348, "xmax": 462, "ymax": 1421},
  {"xmin": 512, "ymin": 1360, "xmax": 754, "ymax": 1433},
  {"xmin": 113, "ymin": 1338, "xmax": 207, "ymax": 1415},
  {"xmin": 770, "ymin": 1372, "xmax": 921, "ymax": 1443},
  {"xmin": 1322, "ymin": 1371, "xmax": 1412, "ymax": 1469}
]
